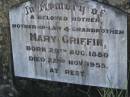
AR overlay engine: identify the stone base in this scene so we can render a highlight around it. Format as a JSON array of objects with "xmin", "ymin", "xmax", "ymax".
[{"xmin": 0, "ymin": 84, "xmax": 15, "ymax": 97}]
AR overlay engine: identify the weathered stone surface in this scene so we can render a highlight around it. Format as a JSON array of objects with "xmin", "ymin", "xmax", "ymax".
[
  {"xmin": 0, "ymin": 0, "xmax": 129, "ymax": 97},
  {"xmin": 9, "ymin": 0, "xmax": 127, "ymax": 89},
  {"xmin": 0, "ymin": 0, "xmax": 28, "ymax": 97}
]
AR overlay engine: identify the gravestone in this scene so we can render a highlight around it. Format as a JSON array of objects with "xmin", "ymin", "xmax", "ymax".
[{"xmin": 9, "ymin": 0, "xmax": 127, "ymax": 89}]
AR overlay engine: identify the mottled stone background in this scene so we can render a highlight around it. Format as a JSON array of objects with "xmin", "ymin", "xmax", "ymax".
[{"xmin": 0, "ymin": 0, "xmax": 130, "ymax": 97}]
